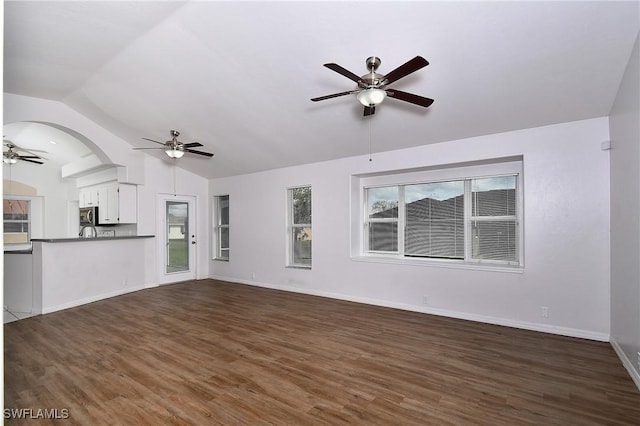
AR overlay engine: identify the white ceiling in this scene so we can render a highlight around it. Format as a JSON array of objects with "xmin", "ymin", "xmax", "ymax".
[{"xmin": 4, "ymin": 1, "xmax": 639, "ymax": 179}]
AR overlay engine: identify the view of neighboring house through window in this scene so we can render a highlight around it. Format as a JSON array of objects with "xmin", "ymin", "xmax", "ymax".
[
  {"xmin": 471, "ymin": 176, "xmax": 518, "ymax": 262},
  {"xmin": 3, "ymin": 199, "xmax": 30, "ymax": 245},
  {"xmin": 367, "ymin": 186, "xmax": 399, "ymax": 252},
  {"xmin": 288, "ymin": 186, "xmax": 311, "ymax": 268},
  {"xmin": 213, "ymin": 195, "xmax": 229, "ymax": 260},
  {"xmin": 365, "ymin": 172, "xmax": 520, "ymax": 266}
]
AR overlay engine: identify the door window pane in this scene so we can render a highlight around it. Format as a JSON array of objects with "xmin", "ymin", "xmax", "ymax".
[{"xmin": 166, "ymin": 201, "xmax": 189, "ymax": 273}]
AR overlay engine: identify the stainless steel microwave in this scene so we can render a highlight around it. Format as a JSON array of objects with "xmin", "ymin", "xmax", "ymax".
[{"xmin": 79, "ymin": 206, "xmax": 99, "ymax": 226}]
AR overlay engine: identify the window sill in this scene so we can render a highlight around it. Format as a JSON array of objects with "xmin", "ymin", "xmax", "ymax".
[
  {"xmin": 351, "ymin": 254, "xmax": 523, "ymax": 273},
  {"xmin": 4, "ymin": 243, "xmax": 33, "ymax": 253},
  {"xmin": 286, "ymin": 265, "xmax": 312, "ymax": 270}
]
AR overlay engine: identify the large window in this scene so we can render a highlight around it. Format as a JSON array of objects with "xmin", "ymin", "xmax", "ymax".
[
  {"xmin": 360, "ymin": 161, "xmax": 522, "ymax": 267},
  {"xmin": 213, "ymin": 195, "xmax": 229, "ymax": 260},
  {"xmin": 3, "ymin": 199, "xmax": 30, "ymax": 245},
  {"xmin": 287, "ymin": 186, "xmax": 312, "ymax": 268}
]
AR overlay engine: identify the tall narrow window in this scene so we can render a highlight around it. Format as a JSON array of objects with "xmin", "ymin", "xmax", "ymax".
[
  {"xmin": 3, "ymin": 199, "xmax": 30, "ymax": 245},
  {"xmin": 213, "ymin": 195, "xmax": 229, "ymax": 261},
  {"xmin": 288, "ymin": 186, "xmax": 312, "ymax": 268}
]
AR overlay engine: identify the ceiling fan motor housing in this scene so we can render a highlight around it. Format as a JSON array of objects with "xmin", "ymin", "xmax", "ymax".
[{"xmin": 361, "ymin": 56, "xmax": 386, "ymax": 88}]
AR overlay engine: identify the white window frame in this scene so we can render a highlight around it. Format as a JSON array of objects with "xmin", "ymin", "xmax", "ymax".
[
  {"xmin": 354, "ymin": 159, "xmax": 524, "ymax": 271},
  {"xmin": 212, "ymin": 194, "xmax": 229, "ymax": 261},
  {"xmin": 287, "ymin": 185, "xmax": 312, "ymax": 269},
  {"xmin": 3, "ymin": 195, "xmax": 43, "ymax": 252},
  {"xmin": 3, "ymin": 198, "xmax": 31, "ymax": 246}
]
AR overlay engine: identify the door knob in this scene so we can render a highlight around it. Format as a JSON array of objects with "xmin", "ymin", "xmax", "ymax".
[{"xmin": 191, "ymin": 241, "xmax": 196, "ymax": 245}]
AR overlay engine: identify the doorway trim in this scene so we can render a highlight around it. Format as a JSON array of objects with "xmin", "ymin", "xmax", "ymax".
[{"xmin": 157, "ymin": 194, "xmax": 197, "ymax": 284}]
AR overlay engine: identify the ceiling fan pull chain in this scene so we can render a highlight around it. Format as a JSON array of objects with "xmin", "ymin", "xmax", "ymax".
[
  {"xmin": 173, "ymin": 160, "xmax": 177, "ymax": 196},
  {"xmin": 368, "ymin": 115, "xmax": 373, "ymax": 162}
]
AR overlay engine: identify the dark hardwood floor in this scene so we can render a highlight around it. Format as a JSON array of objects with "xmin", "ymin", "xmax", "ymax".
[{"xmin": 4, "ymin": 279, "xmax": 640, "ymax": 425}]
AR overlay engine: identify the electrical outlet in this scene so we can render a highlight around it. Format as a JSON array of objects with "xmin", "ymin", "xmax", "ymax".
[
  {"xmin": 251, "ymin": 272, "xmax": 256, "ymax": 280},
  {"xmin": 422, "ymin": 295, "xmax": 429, "ymax": 305},
  {"xmin": 541, "ymin": 306, "xmax": 549, "ymax": 318}
]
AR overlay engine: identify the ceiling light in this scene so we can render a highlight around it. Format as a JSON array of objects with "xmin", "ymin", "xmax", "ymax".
[
  {"xmin": 357, "ymin": 88, "xmax": 387, "ymax": 107},
  {"xmin": 165, "ymin": 148, "xmax": 184, "ymax": 159},
  {"xmin": 3, "ymin": 157, "xmax": 18, "ymax": 164}
]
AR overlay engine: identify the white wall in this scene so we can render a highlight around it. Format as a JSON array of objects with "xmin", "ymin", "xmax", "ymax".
[
  {"xmin": 210, "ymin": 117, "xmax": 611, "ymax": 341},
  {"xmin": 3, "ymin": 161, "xmax": 75, "ymax": 239},
  {"xmin": 136, "ymin": 156, "xmax": 210, "ymax": 284},
  {"xmin": 609, "ymin": 32, "xmax": 640, "ymax": 387}
]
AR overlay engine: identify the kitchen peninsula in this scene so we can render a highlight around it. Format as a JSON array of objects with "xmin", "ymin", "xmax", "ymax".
[{"xmin": 6, "ymin": 235, "xmax": 154, "ymax": 316}]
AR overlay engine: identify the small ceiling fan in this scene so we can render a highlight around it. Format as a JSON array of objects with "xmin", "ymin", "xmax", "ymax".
[
  {"xmin": 134, "ymin": 130, "xmax": 214, "ymax": 159},
  {"xmin": 3, "ymin": 142, "xmax": 44, "ymax": 164},
  {"xmin": 311, "ymin": 56, "xmax": 434, "ymax": 116}
]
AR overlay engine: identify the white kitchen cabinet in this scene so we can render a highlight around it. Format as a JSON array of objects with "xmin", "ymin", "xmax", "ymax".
[
  {"xmin": 80, "ymin": 182, "xmax": 137, "ymax": 224},
  {"xmin": 79, "ymin": 186, "xmax": 99, "ymax": 207},
  {"xmin": 98, "ymin": 182, "xmax": 137, "ymax": 224}
]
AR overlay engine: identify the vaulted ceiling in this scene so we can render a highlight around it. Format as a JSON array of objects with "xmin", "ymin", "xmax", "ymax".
[{"xmin": 4, "ymin": 1, "xmax": 639, "ymax": 179}]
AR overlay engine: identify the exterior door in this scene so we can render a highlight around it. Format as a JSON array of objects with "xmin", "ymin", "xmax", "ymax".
[{"xmin": 158, "ymin": 194, "xmax": 196, "ymax": 284}]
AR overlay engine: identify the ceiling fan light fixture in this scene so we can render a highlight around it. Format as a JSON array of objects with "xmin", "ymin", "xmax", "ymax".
[
  {"xmin": 357, "ymin": 88, "xmax": 387, "ymax": 107},
  {"xmin": 3, "ymin": 157, "xmax": 17, "ymax": 164},
  {"xmin": 165, "ymin": 148, "xmax": 184, "ymax": 159}
]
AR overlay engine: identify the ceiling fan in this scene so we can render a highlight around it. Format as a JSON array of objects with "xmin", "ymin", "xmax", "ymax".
[
  {"xmin": 311, "ymin": 56, "xmax": 434, "ymax": 116},
  {"xmin": 3, "ymin": 142, "xmax": 44, "ymax": 164},
  {"xmin": 134, "ymin": 130, "xmax": 214, "ymax": 159}
]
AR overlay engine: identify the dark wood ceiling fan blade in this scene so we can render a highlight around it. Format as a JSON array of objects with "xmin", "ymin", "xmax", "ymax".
[
  {"xmin": 364, "ymin": 106, "xmax": 375, "ymax": 116},
  {"xmin": 323, "ymin": 63, "xmax": 362, "ymax": 83},
  {"xmin": 141, "ymin": 137, "xmax": 168, "ymax": 146},
  {"xmin": 386, "ymin": 89, "xmax": 434, "ymax": 108},
  {"xmin": 17, "ymin": 155, "xmax": 41, "ymax": 159},
  {"xmin": 183, "ymin": 142, "xmax": 203, "ymax": 148},
  {"xmin": 383, "ymin": 56, "xmax": 429, "ymax": 85},
  {"xmin": 19, "ymin": 158, "xmax": 43, "ymax": 164},
  {"xmin": 133, "ymin": 147, "xmax": 165, "ymax": 150},
  {"xmin": 184, "ymin": 148, "xmax": 214, "ymax": 157},
  {"xmin": 311, "ymin": 90, "xmax": 358, "ymax": 102}
]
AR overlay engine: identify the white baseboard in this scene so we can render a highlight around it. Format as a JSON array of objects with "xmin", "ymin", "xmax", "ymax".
[
  {"xmin": 42, "ymin": 284, "xmax": 146, "ymax": 314},
  {"xmin": 611, "ymin": 338, "xmax": 640, "ymax": 391},
  {"xmin": 209, "ymin": 274, "xmax": 610, "ymax": 342}
]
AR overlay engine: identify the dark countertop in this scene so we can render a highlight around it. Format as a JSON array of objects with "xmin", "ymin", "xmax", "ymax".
[
  {"xmin": 4, "ymin": 249, "xmax": 33, "ymax": 254},
  {"xmin": 30, "ymin": 235, "xmax": 155, "ymax": 243}
]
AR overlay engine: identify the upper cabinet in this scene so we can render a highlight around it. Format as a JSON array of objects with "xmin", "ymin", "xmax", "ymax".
[
  {"xmin": 79, "ymin": 186, "xmax": 99, "ymax": 207},
  {"xmin": 79, "ymin": 182, "xmax": 137, "ymax": 224}
]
